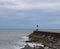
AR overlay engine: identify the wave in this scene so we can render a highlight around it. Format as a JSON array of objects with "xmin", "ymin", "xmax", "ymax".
[{"xmin": 13, "ymin": 36, "xmax": 29, "ymax": 49}]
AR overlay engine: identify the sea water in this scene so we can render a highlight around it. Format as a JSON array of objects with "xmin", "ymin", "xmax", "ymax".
[
  {"xmin": 0, "ymin": 29, "xmax": 33, "ymax": 49},
  {"xmin": 0, "ymin": 29, "xmax": 60, "ymax": 49}
]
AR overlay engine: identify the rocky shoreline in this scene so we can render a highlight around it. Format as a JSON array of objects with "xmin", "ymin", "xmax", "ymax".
[
  {"xmin": 22, "ymin": 30, "xmax": 60, "ymax": 49},
  {"xmin": 28, "ymin": 30, "xmax": 60, "ymax": 49}
]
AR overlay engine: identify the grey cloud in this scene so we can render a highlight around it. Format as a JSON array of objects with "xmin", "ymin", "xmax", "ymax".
[
  {"xmin": 0, "ymin": 1, "xmax": 16, "ymax": 5},
  {"xmin": 0, "ymin": 0, "xmax": 60, "ymax": 10},
  {"xmin": 21, "ymin": 0, "xmax": 60, "ymax": 3},
  {"xmin": 0, "ymin": 8, "xmax": 60, "ymax": 29}
]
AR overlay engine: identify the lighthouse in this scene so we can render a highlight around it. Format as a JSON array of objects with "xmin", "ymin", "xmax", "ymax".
[{"xmin": 36, "ymin": 25, "xmax": 39, "ymax": 31}]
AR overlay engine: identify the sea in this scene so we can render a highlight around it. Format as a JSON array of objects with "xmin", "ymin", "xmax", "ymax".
[
  {"xmin": 0, "ymin": 29, "xmax": 60, "ymax": 49},
  {"xmin": 0, "ymin": 29, "xmax": 33, "ymax": 49}
]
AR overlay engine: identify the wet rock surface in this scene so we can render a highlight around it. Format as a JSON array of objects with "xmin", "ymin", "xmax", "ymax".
[{"xmin": 28, "ymin": 31, "xmax": 60, "ymax": 49}]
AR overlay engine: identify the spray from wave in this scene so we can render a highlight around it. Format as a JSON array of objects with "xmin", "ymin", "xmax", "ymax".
[{"xmin": 13, "ymin": 36, "xmax": 29, "ymax": 49}]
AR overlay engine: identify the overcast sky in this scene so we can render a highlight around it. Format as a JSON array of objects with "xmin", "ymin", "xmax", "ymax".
[{"xmin": 0, "ymin": 0, "xmax": 60, "ymax": 29}]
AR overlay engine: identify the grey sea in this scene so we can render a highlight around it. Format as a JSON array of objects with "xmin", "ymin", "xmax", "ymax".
[
  {"xmin": 0, "ymin": 29, "xmax": 33, "ymax": 49},
  {"xmin": 0, "ymin": 29, "xmax": 60, "ymax": 49}
]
